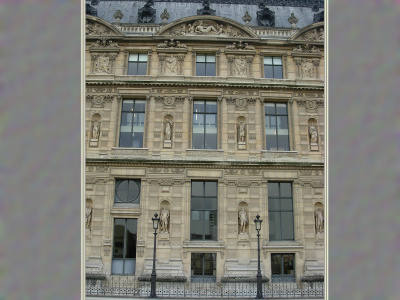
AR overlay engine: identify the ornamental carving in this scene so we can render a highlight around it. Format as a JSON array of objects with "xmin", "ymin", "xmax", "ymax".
[
  {"xmin": 226, "ymin": 41, "xmax": 255, "ymax": 51},
  {"xmin": 86, "ymin": 95, "xmax": 114, "ymax": 108},
  {"xmin": 157, "ymin": 39, "xmax": 187, "ymax": 50},
  {"xmin": 294, "ymin": 26, "xmax": 324, "ymax": 42},
  {"xmin": 292, "ymin": 44, "xmax": 320, "ymax": 54},
  {"xmin": 90, "ymin": 53, "xmax": 117, "ymax": 74},
  {"xmin": 148, "ymin": 168, "xmax": 184, "ymax": 173},
  {"xmin": 294, "ymin": 58, "xmax": 320, "ymax": 79},
  {"xmin": 227, "ymin": 55, "xmax": 253, "ymax": 77},
  {"xmin": 89, "ymin": 38, "xmax": 119, "ymax": 49},
  {"xmin": 296, "ymin": 100, "xmax": 323, "ymax": 111},
  {"xmin": 86, "ymin": 20, "xmax": 111, "ymax": 36},
  {"xmin": 158, "ymin": 53, "xmax": 185, "ymax": 75},
  {"xmin": 224, "ymin": 90, "xmax": 259, "ymax": 96}
]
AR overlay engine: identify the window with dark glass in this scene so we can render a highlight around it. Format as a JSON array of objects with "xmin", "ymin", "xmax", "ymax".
[
  {"xmin": 268, "ymin": 182, "xmax": 294, "ymax": 240},
  {"xmin": 196, "ymin": 54, "xmax": 216, "ymax": 76},
  {"xmin": 127, "ymin": 53, "xmax": 148, "ymax": 75},
  {"xmin": 114, "ymin": 179, "xmax": 141, "ymax": 204},
  {"xmin": 191, "ymin": 181, "xmax": 218, "ymax": 241},
  {"xmin": 112, "ymin": 218, "xmax": 137, "ymax": 274},
  {"xmin": 119, "ymin": 100, "xmax": 145, "ymax": 148},
  {"xmin": 191, "ymin": 253, "xmax": 216, "ymax": 282},
  {"xmin": 192, "ymin": 101, "xmax": 217, "ymax": 149},
  {"xmin": 264, "ymin": 56, "xmax": 283, "ymax": 79},
  {"xmin": 265, "ymin": 103, "xmax": 289, "ymax": 151},
  {"xmin": 271, "ymin": 253, "xmax": 295, "ymax": 281}
]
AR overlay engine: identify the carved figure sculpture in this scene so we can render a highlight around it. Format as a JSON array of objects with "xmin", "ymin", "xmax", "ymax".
[
  {"xmin": 309, "ymin": 125, "xmax": 318, "ymax": 144},
  {"xmin": 160, "ymin": 206, "xmax": 170, "ymax": 233},
  {"xmin": 92, "ymin": 121, "xmax": 100, "ymax": 140},
  {"xmin": 86, "ymin": 205, "xmax": 92, "ymax": 230},
  {"xmin": 234, "ymin": 57, "xmax": 247, "ymax": 76},
  {"xmin": 194, "ymin": 21, "xmax": 220, "ymax": 34},
  {"xmin": 238, "ymin": 122, "xmax": 246, "ymax": 143},
  {"xmin": 314, "ymin": 208, "xmax": 324, "ymax": 233},
  {"xmin": 303, "ymin": 59, "xmax": 314, "ymax": 78},
  {"xmin": 164, "ymin": 120, "xmax": 172, "ymax": 140},
  {"xmin": 238, "ymin": 208, "xmax": 248, "ymax": 233},
  {"xmin": 94, "ymin": 54, "xmax": 110, "ymax": 73},
  {"xmin": 165, "ymin": 54, "xmax": 178, "ymax": 75}
]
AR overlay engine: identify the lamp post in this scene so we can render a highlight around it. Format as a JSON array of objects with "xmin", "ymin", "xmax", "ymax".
[
  {"xmin": 149, "ymin": 213, "xmax": 160, "ymax": 298},
  {"xmin": 254, "ymin": 214, "xmax": 263, "ymax": 299}
]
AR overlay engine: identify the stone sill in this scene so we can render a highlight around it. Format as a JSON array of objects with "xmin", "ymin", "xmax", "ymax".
[
  {"xmin": 221, "ymin": 276, "xmax": 269, "ymax": 283},
  {"xmin": 138, "ymin": 275, "xmax": 187, "ymax": 282}
]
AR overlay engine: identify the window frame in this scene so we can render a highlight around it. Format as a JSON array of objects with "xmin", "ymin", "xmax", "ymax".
[
  {"xmin": 126, "ymin": 52, "xmax": 149, "ymax": 75},
  {"xmin": 111, "ymin": 218, "xmax": 138, "ymax": 275},
  {"xmin": 271, "ymin": 253, "xmax": 295, "ymax": 282},
  {"xmin": 114, "ymin": 179, "xmax": 141, "ymax": 204},
  {"xmin": 192, "ymin": 50, "xmax": 219, "ymax": 76},
  {"xmin": 259, "ymin": 52, "xmax": 287, "ymax": 79},
  {"xmin": 192, "ymin": 100, "xmax": 218, "ymax": 149},
  {"xmin": 268, "ymin": 182, "xmax": 294, "ymax": 241},
  {"xmin": 263, "ymin": 56, "xmax": 283, "ymax": 79},
  {"xmin": 190, "ymin": 181, "xmax": 218, "ymax": 241},
  {"xmin": 191, "ymin": 252, "xmax": 217, "ymax": 282},
  {"xmin": 118, "ymin": 99, "xmax": 146, "ymax": 148},
  {"xmin": 264, "ymin": 102, "xmax": 290, "ymax": 151}
]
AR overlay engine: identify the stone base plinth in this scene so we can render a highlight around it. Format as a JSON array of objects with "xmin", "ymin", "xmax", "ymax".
[
  {"xmin": 89, "ymin": 139, "xmax": 98, "ymax": 147},
  {"xmin": 159, "ymin": 232, "xmax": 170, "ymax": 240},
  {"xmin": 310, "ymin": 143, "xmax": 319, "ymax": 151},
  {"xmin": 238, "ymin": 142, "xmax": 246, "ymax": 150},
  {"xmin": 164, "ymin": 140, "xmax": 172, "ymax": 148},
  {"xmin": 238, "ymin": 232, "xmax": 249, "ymax": 241}
]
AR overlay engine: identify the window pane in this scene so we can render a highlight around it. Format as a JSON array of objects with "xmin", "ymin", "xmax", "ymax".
[
  {"xmin": 192, "ymin": 197, "xmax": 204, "ymax": 210},
  {"xmin": 113, "ymin": 220, "xmax": 125, "ymax": 258},
  {"xmin": 205, "ymin": 182, "xmax": 217, "ymax": 197},
  {"xmin": 265, "ymin": 66, "xmax": 273, "ymax": 78},
  {"xmin": 205, "ymin": 102, "xmax": 217, "ymax": 113},
  {"xmin": 138, "ymin": 53, "xmax": 147, "ymax": 61},
  {"xmin": 268, "ymin": 198, "xmax": 280, "ymax": 211},
  {"xmin": 273, "ymin": 66, "xmax": 283, "ymax": 78},
  {"xmin": 191, "ymin": 253, "xmax": 203, "ymax": 275},
  {"xmin": 269, "ymin": 211, "xmax": 281, "ymax": 241},
  {"xmin": 125, "ymin": 221, "xmax": 137, "ymax": 258},
  {"xmin": 280, "ymin": 183, "xmax": 292, "ymax": 197},
  {"xmin": 191, "ymin": 211, "xmax": 203, "ymax": 240},
  {"xmin": 203, "ymin": 253, "xmax": 216, "ymax": 276},
  {"xmin": 129, "ymin": 53, "xmax": 138, "ymax": 61},
  {"xmin": 193, "ymin": 133, "xmax": 205, "ymax": 149},
  {"xmin": 124, "ymin": 259, "xmax": 136, "ymax": 274},
  {"xmin": 264, "ymin": 57, "xmax": 273, "ymax": 65},
  {"xmin": 283, "ymin": 254, "xmax": 294, "ymax": 274},
  {"xmin": 277, "ymin": 135, "xmax": 289, "ymax": 151},
  {"xmin": 205, "ymin": 197, "xmax": 218, "ymax": 210},
  {"xmin": 266, "ymin": 116, "xmax": 276, "ymax": 130},
  {"xmin": 205, "ymin": 133, "xmax": 217, "ymax": 149},
  {"xmin": 204, "ymin": 210, "xmax": 217, "ymax": 240},
  {"xmin": 112, "ymin": 260, "xmax": 124, "ymax": 274},
  {"xmin": 193, "ymin": 101, "xmax": 205, "ymax": 113},
  {"xmin": 127, "ymin": 62, "xmax": 138, "ymax": 75},
  {"xmin": 196, "ymin": 55, "xmax": 205, "ymax": 62},
  {"xmin": 278, "ymin": 116, "xmax": 288, "ymax": 129},
  {"xmin": 276, "ymin": 103, "xmax": 287, "ymax": 115},
  {"xmin": 271, "ymin": 254, "xmax": 282, "ymax": 274},
  {"xmin": 206, "ymin": 63, "xmax": 215, "ymax": 76},
  {"xmin": 137, "ymin": 62, "xmax": 147, "ymax": 75},
  {"xmin": 206, "ymin": 55, "xmax": 215, "ymax": 63},
  {"xmin": 119, "ymin": 132, "xmax": 131, "ymax": 147},
  {"xmin": 273, "ymin": 57, "xmax": 282, "ymax": 65},
  {"xmin": 281, "ymin": 198, "xmax": 293, "ymax": 210},
  {"xmin": 281, "ymin": 212, "xmax": 294, "ymax": 240},
  {"xmin": 192, "ymin": 182, "xmax": 204, "ymax": 196},
  {"xmin": 128, "ymin": 180, "xmax": 140, "ymax": 203},
  {"xmin": 268, "ymin": 183, "xmax": 279, "ymax": 197},
  {"xmin": 122, "ymin": 100, "xmax": 134, "ymax": 111},
  {"xmin": 116, "ymin": 180, "xmax": 128, "ymax": 202},
  {"xmin": 266, "ymin": 134, "xmax": 277, "ymax": 150},
  {"xmin": 265, "ymin": 103, "xmax": 275, "ymax": 115},
  {"xmin": 135, "ymin": 100, "xmax": 146, "ymax": 111},
  {"xmin": 196, "ymin": 63, "xmax": 206, "ymax": 76},
  {"xmin": 131, "ymin": 133, "xmax": 143, "ymax": 148}
]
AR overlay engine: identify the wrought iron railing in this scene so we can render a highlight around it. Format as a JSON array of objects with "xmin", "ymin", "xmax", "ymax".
[{"xmin": 86, "ymin": 274, "xmax": 324, "ymax": 298}]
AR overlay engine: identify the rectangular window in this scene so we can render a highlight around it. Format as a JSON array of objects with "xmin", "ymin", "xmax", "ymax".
[
  {"xmin": 265, "ymin": 103, "xmax": 289, "ymax": 150},
  {"xmin": 268, "ymin": 182, "xmax": 294, "ymax": 241},
  {"xmin": 191, "ymin": 181, "xmax": 218, "ymax": 240},
  {"xmin": 112, "ymin": 218, "xmax": 137, "ymax": 275},
  {"xmin": 114, "ymin": 179, "xmax": 141, "ymax": 204},
  {"xmin": 271, "ymin": 253, "xmax": 295, "ymax": 282},
  {"xmin": 196, "ymin": 54, "xmax": 216, "ymax": 76},
  {"xmin": 119, "ymin": 100, "xmax": 146, "ymax": 148},
  {"xmin": 127, "ymin": 53, "xmax": 148, "ymax": 75},
  {"xmin": 264, "ymin": 56, "xmax": 283, "ymax": 79},
  {"xmin": 192, "ymin": 101, "xmax": 217, "ymax": 149},
  {"xmin": 191, "ymin": 253, "xmax": 216, "ymax": 282}
]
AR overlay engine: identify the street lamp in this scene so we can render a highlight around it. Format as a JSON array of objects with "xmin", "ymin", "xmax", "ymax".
[
  {"xmin": 149, "ymin": 213, "xmax": 160, "ymax": 298},
  {"xmin": 254, "ymin": 214, "xmax": 263, "ymax": 299}
]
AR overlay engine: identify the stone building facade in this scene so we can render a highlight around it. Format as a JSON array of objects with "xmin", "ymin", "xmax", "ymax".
[{"xmin": 85, "ymin": 0, "xmax": 325, "ymax": 283}]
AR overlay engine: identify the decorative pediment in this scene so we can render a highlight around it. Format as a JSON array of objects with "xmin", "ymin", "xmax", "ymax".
[
  {"xmin": 155, "ymin": 16, "xmax": 259, "ymax": 39},
  {"xmin": 85, "ymin": 15, "xmax": 124, "ymax": 37},
  {"xmin": 290, "ymin": 22, "xmax": 324, "ymax": 43}
]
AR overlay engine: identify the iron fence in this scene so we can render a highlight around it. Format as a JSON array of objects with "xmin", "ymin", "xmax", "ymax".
[{"xmin": 86, "ymin": 274, "xmax": 324, "ymax": 298}]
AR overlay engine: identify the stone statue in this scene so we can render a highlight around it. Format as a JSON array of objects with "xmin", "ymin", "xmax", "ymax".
[
  {"xmin": 164, "ymin": 120, "xmax": 172, "ymax": 141},
  {"xmin": 238, "ymin": 208, "xmax": 248, "ymax": 233},
  {"xmin": 238, "ymin": 122, "xmax": 246, "ymax": 143},
  {"xmin": 92, "ymin": 121, "xmax": 100, "ymax": 140},
  {"xmin": 309, "ymin": 125, "xmax": 318, "ymax": 144},
  {"xmin": 303, "ymin": 59, "xmax": 314, "ymax": 78},
  {"xmin": 86, "ymin": 205, "xmax": 92, "ymax": 230},
  {"xmin": 194, "ymin": 21, "xmax": 220, "ymax": 34},
  {"xmin": 187, "ymin": 23, "xmax": 195, "ymax": 33},
  {"xmin": 314, "ymin": 208, "xmax": 324, "ymax": 233},
  {"xmin": 165, "ymin": 54, "xmax": 178, "ymax": 75},
  {"xmin": 234, "ymin": 57, "xmax": 247, "ymax": 76},
  {"xmin": 160, "ymin": 206, "xmax": 170, "ymax": 233}
]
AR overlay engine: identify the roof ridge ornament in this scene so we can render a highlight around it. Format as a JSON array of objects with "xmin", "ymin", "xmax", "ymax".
[
  {"xmin": 138, "ymin": 0, "xmax": 156, "ymax": 23},
  {"xmin": 257, "ymin": 0, "xmax": 275, "ymax": 27},
  {"xmin": 242, "ymin": 11, "xmax": 252, "ymax": 24},
  {"xmin": 197, "ymin": 0, "xmax": 216, "ymax": 16},
  {"xmin": 288, "ymin": 12, "xmax": 298, "ymax": 28}
]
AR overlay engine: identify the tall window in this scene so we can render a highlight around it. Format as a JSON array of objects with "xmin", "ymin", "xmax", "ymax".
[
  {"xmin": 119, "ymin": 100, "xmax": 145, "ymax": 148},
  {"xmin": 127, "ymin": 53, "xmax": 147, "ymax": 75},
  {"xmin": 265, "ymin": 103, "xmax": 289, "ymax": 151},
  {"xmin": 191, "ymin": 181, "xmax": 218, "ymax": 240},
  {"xmin": 268, "ymin": 182, "xmax": 294, "ymax": 240},
  {"xmin": 196, "ymin": 54, "xmax": 216, "ymax": 76},
  {"xmin": 191, "ymin": 253, "xmax": 216, "ymax": 282},
  {"xmin": 264, "ymin": 56, "xmax": 283, "ymax": 79},
  {"xmin": 192, "ymin": 101, "xmax": 217, "ymax": 149},
  {"xmin": 271, "ymin": 253, "xmax": 295, "ymax": 281},
  {"xmin": 112, "ymin": 218, "xmax": 137, "ymax": 274},
  {"xmin": 115, "ymin": 179, "xmax": 141, "ymax": 204}
]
